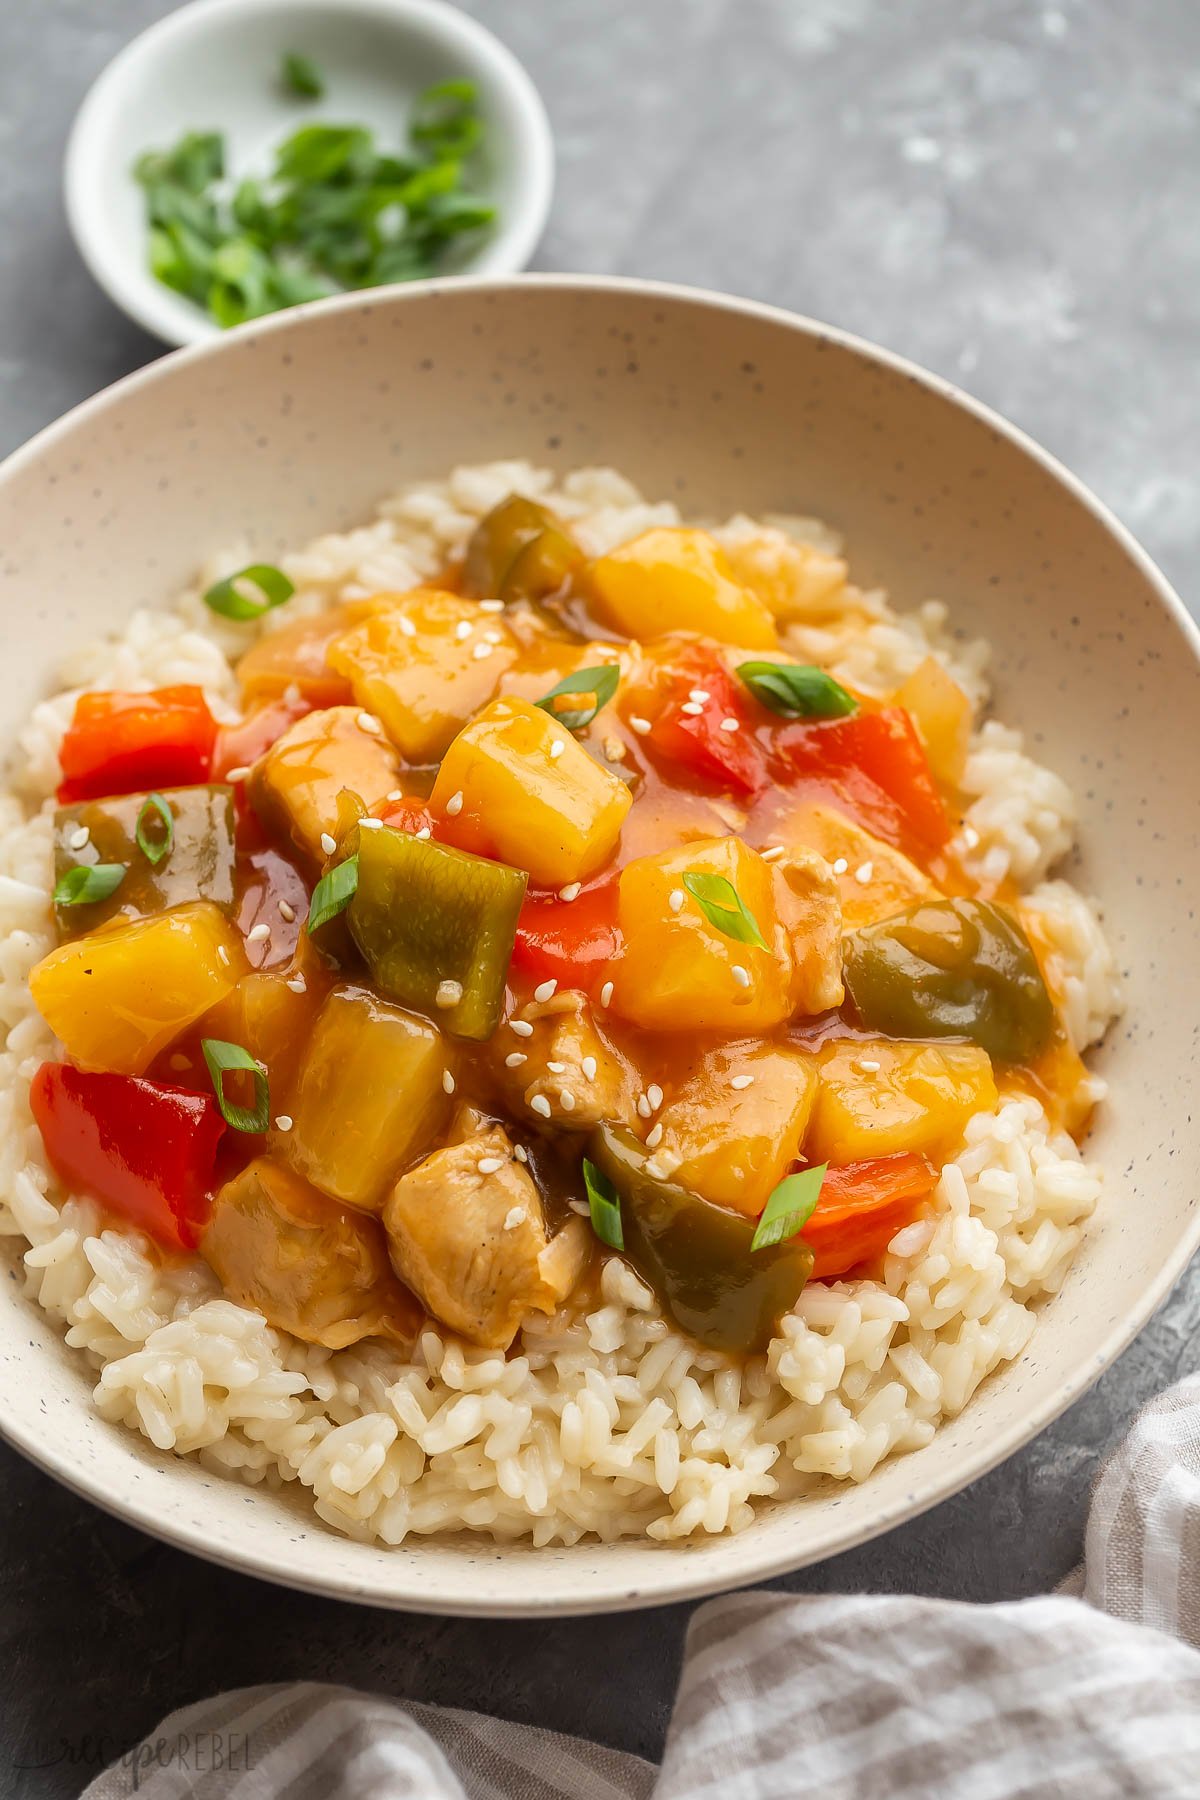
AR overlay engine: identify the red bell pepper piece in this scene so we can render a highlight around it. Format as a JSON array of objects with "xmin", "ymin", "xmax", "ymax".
[
  {"xmin": 212, "ymin": 696, "xmax": 317, "ymax": 783},
  {"xmin": 644, "ymin": 656, "xmax": 767, "ymax": 799},
  {"xmin": 773, "ymin": 707, "xmax": 950, "ymax": 850},
  {"xmin": 802, "ymin": 1152, "xmax": 936, "ymax": 1280},
  {"xmin": 511, "ymin": 881, "xmax": 619, "ymax": 995},
  {"xmin": 30, "ymin": 1062, "xmax": 226, "ymax": 1251},
  {"xmin": 57, "ymin": 686, "xmax": 218, "ymax": 803}
]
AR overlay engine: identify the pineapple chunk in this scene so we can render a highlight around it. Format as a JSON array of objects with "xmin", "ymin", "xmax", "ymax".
[
  {"xmin": 329, "ymin": 589, "xmax": 519, "ymax": 762},
  {"xmin": 201, "ymin": 967, "xmax": 328, "ymax": 1109},
  {"xmin": 892, "ymin": 657, "xmax": 973, "ymax": 787},
  {"xmin": 655, "ymin": 1041, "xmax": 820, "ymax": 1215},
  {"xmin": 494, "ymin": 990, "xmax": 638, "ymax": 1129},
  {"xmin": 590, "ymin": 528, "xmax": 778, "ymax": 648},
  {"xmin": 775, "ymin": 802, "xmax": 939, "ymax": 929},
  {"xmin": 280, "ymin": 984, "xmax": 450, "ymax": 1211},
  {"xmin": 721, "ymin": 527, "xmax": 850, "ymax": 623},
  {"xmin": 430, "ymin": 697, "xmax": 632, "ymax": 887},
  {"xmin": 808, "ymin": 1039, "xmax": 996, "ymax": 1165},
  {"xmin": 29, "ymin": 901, "xmax": 246, "ymax": 1076},
  {"xmin": 247, "ymin": 705, "xmax": 401, "ymax": 866},
  {"xmin": 611, "ymin": 837, "xmax": 797, "ymax": 1033}
]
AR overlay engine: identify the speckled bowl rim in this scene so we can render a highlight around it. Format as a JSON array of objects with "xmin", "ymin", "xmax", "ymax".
[{"xmin": 2, "ymin": 275, "xmax": 1198, "ymax": 1615}]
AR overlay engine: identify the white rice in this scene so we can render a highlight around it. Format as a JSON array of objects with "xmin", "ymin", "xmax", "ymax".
[{"xmin": 0, "ymin": 462, "xmax": 1120, "ymax": 1545}]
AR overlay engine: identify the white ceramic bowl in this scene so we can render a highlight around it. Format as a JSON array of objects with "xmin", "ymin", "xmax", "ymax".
[
  {"xmin": 64, "ymin": 0, "xmax": 554, "ymax": 347},
  {"xmin": 3, "ymin": 277, "xmax": 1199, "ymax": 1616}
]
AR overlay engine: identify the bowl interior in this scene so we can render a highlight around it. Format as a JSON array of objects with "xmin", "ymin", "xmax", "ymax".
[
  {"xmin": 65, "ymin": 0, "xmax": 552, "ymax": 346},
  {"xmin": 2, "ymin": 278, "xmax": 1198, "ymax": 1614}
]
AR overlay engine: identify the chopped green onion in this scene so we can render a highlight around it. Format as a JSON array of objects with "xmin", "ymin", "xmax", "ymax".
[
  {"xmin": 282, "ymin": 51, "xmax": 324, "ymax": 99},
  {"xmin": 736, "ymin": 660, "xmax": 857, "ymax": 720},
  {"xmin": 307, "ymin": 854, "xmax": 359, "ymax": 933},
  {"xmin": 203, "ymin": 563, "xmax": 295, "ymax": 621},
  {"xmin": 201, "ymin": 1038, "xmax": 270, "ymax": 1134},
  {"xmin": 53, "ymin": 863, "xmax": 126, "ymax": 907},
  {"xmin": 751, "ymin": 1164, "xmax": 827, "ymax": 1252},
  {"xmin": 582, "ymin": 1157, "xmax": 624, "ymax": 1251},
  {"xmin": 535, "ymin": 665, "xmax": 620, "ymax": 731},
  {"xmin": 681, "ymin": 871, "xmax": 769, "ymax": 951},
  {"xmin": 135, "ymin": 793, "xmax": 174, "ymax": 865}
]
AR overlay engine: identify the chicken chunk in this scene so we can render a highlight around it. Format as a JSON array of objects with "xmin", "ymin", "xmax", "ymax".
[
  {"xmin": 202, "ymin": 1157, "xmax": 422, "ymax": 1350},
  {"xmin": 383, "ymin": 1126, "xmax": 591, "ymax": 1348},
  {"xmin": 496, "ymin": 991, "xmax": 639, "ymax": 1130},
  {"xmin": 776, "ymin": 846, "xmax": 845, "ymax": 1013},
  {"xmin": 776, "ymin": 803, "xmax": 938, "ymax": 930},
  {"xmin": 246, "ymin": 705, "xmax": 401, "ymax": 866}
]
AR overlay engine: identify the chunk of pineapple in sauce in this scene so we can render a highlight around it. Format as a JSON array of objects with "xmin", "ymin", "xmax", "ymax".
[
  {"xmin": 891, "ymin": 656, "xmax": 973, "ymax": 787},
  {"xmin": 247, "ymin": 705, "xmax": 401, "ymax": 866},
  {"xmin": 654, "ymin": 1041, "xmax": 820, "ymax": 1216},
  {"xmin": 589, "ymin": 528, "xmax": 778, "ymax": 648},
  {"xmin": 808, "ymin": 1039, "xmax": 997, "ymax": 1166}
]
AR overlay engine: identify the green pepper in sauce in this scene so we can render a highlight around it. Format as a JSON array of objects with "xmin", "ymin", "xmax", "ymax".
[
  {"xmin": 53, "ymin": 785, "xmax": 236, "ymax": 940},
  {"xmin": 843, "ymin": 896, "xmax": 1055, "ymax": 1065},
  {"xmin": 346, "ymin": 823, "xmax": 526, "ymax": 1041},
  {"xmin": 461, "ymin": 495, "xmax": 582, "ymax": 605},
  {"xmin": 586, "ymin": 1124, "xmax": 814, "ymax": 1356}
]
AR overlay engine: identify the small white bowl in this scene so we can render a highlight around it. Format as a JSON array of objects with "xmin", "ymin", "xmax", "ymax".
[{"xmin": 64, "ymin": 0, "xmax": 554, "ymax": 347}]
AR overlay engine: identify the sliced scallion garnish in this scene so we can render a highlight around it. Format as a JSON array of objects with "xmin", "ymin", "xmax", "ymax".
[
  {"xmin": 53, "ymin": 863, "xmax": 126, "ymax": 907},
  {"xmin": 681, "ymin": 871, "xmax": 768, "ymax": 951},
  {"xmin": 736, "ymin": 660, "xmax": 857, "ymax": 720},
  {"xmin": 203, "ymin": 563, "xmax": 295, "ymax": 622},
  {"xmin": 201, "ymin": 1038, "xmax": 270, "ymax": 1134},
  {"xmin": 535, "ymin": 664, "xmax": 620, "ymax": 732},
  {"xmin": 582, "ymin": 1157, "xmax": 624, "ymax": 1251},
  {"xmin": 135, "ymin": 792, "xmax": 174, "ymax": 865},
  {"xmin": 282, "ymin": 51, "xmax": 324, "ymax": 99},
  {"xmin": 750, "ymin": 1164, "xmax": 827, "ymax": 1252},
  {"xmin": 307, "ymin": 854, "xmax": 359, "ymax": 933}
]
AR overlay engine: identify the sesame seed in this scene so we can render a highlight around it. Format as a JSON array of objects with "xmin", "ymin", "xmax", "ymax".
[
  {"xmin": 505, "ymin": 1051, "xmax": 527, "ymax": 1068},
  {"xmin": 356, "ymin": 711, "xmax": 382, "ymax": 734},
  {"xmin": 688, "ymin": 688, "xmax": 711, "ymax": 704},
  {"xmin": 530, "ymin": 1093, "xmax": 552, "ymax": 1118},
  {"xmin": 558, "ymin": 882, "xmax": 582, "ymax": 902},
  {"xmin": 68, "ymin": 825, "xmax": 90, "ymax": 850},
  {"xmin": 509, "ymin": 1018, "xmax": 534, "ymax": 1038},
  {"xmin": 559, "ymin": 1088, "xmax": 576, "ymax": 1111},
  {"xmin": 760, "ymin": 844, "xmax": 786, "ymax": 863},
  {"xmin": 442, "ymin": 1069, "xmax": 456, "ymax": 1094},
  {"xmin": 415, "ymin": 826, "xmax": 432, "ymax": 840},
  {"xmin": 503, "ymin": 1205, "xmax": 527, "ymax": 1230},
  {"xmin": 581, "ymin": 1055, "xmax": 597, "ymax": 1081},
  {"xmin": 637, "ymin": 1093, "xmax": 653, "ymax": 1119},
  {"xmin": 568, "ymin": 1198, "xmax": 590, "ymax": 1216},
  {"xmin": 397, "ymin": 614, "xmax": 416, "ymax": 637},
  {"xmin": 454, "ymin": 620, "xmax": 473, "ymax": 641},
  {"xmin": 445, "ymin": 791, "xmax": 464, "ymax": 816},
  {"xmin": 482, "ymin": 628, "xmax": 503, "ymax": 645},
  {"xmin": 600, "ymin": 981, "xmax": 614, "ymax": 1008},
  {"xmin": 645, "ymin": 1122, "xmax": 664, "ymax": 1148},
  {"xmin": 855, "ymin": 861, "xmax": 874, "ymax": 884},
  {"xmin": 719, "ymin": 717, "xmax": 740, "ymax": 733},
  {"xmin": 320, "ymin": 832, "xmax": 337, "ymax": 856},
  {"xmin": 278, "ymin": 899, "xmax": 296, "ymax": 922},
  {"xmin": 216, "ymin": 945, "xmax": 230, "ymax": 966},
  {"xmin": 832, "ymin": 857, "xmax": 849, "ymax": 875},
  {"xmin": 604, "ymin": 736, "xmax": 626, "ymax": 762},
  {"xmin": 857, "ymin": 1058, "xmax": 881, "ymax": 1073},
  {"xmin": 669, "ymin": 888, "xmax": 685, "ymax": 913},
  {"xmin": 472, "ymin": 641, "xmax": 493, "ymax": 661},
  {"xmin": 680, "ymin": 701, "xmax": 704, "ymax": 717},
  {"xmin": 359, "ymin": 816, "xmax": 383, "ymax": 830},
  {"xmin": 169, "ymin": 1053, "xmax": 190, "ymax": 1071},
  {"xmin": 513, "ymin": 1144, "xmax": 529, "ymax": 1163},
  {"xmin": 225, "ymin": 764, "xmax": 251, "ymax": 782},
  {"xmin": 629, "ymin": 716, "xmax": 651, "ymax": 735},
  {"xmin": 286, "ymin": 974, "xmax": 307, "ymax": 994},
  {"xmin": 731, "ymin": 964, "xmax": 751, "ymax": 987},
  {"xmin": 546, "ymin": 1060, "xmax": 567, "ymax": 1074},
  {"xmin": 647, "ymin": 1083, "xmax": 664, "ymax": 1111},
  {"xmin": 480, "ymin": 598, "xmax": 505, "ymax": 613},
  {"xmin": 730, "ymin": 1074, "xmax": 754, "ymax": 1090},
  {"xmin": 247, "ymin": 922, "xmax": 271, "ymax": 943},
  {"xmin": 549, "ymin": 739, "xmax": 565, "ymax": 760},
  {"xmin": 274, "ymin": 1114, "xmax": 293, "ymax": 1132},
  {"xmin": 435, "ymin": 979, "xmax": 464, "ymax": 1008},
  {"xmin": 386, "ymin": 789, "xmax": 403, "ymax": 803},
  {"xmin": 477, "ymin": 1155, "xmax": 505, "ymax": 1176},
  {"xmin": 963, "ymin": 825, "xmax": 981, "ymax": 849},
  {"xmin": 533, "ymin": 978, "xmax": 557, "ymax": 1002}
]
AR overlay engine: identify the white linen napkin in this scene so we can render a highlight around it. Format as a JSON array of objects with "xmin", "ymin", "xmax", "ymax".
[{"xmin": 81, "ymin": 1372, "xmax": 1200, "ymax": 1800}]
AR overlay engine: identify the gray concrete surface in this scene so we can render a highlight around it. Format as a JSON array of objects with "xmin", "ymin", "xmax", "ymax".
[{"xmin": 2, "ymin": 0, "xmax": 1199, "ymax": 1791}]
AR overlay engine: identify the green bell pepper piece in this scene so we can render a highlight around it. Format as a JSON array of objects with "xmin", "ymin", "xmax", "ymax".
[
  {"xmin": 461, "ymin": 494, "xmax": 582, "ymax": 605},
  {"xmin": 53, "ymin": 784, "xmax": 236, "ymax": 940}
]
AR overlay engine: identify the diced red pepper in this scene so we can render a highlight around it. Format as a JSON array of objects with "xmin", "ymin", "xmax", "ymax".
[
  {"xmin": 801, "ymin": 1152, "xmax": 936, "ymax": 1280},
  {"xmin": 511, "ymin": 880, "xmax": 619, "ymax": 995},
  {"xmin": 643, "ymin": 656, "xmax": 767, "ymax": 799},
  {"xmin": 773, "ymin": 707, "xmax": 950, "ymax": 850},
  {"xmin": 212, "ymin": 696, "xmax": 317, "ymax": 783},
  {"xmin": 30, "ymin": 1062, "xmax": 226, "ymax": 1251},
  {"xmin": 57, "ymin": 686, "xmax": 218, "ymax": 803}
]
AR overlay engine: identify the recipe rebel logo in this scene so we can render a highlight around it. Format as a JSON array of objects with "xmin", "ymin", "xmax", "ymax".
[{"xmin": 122, "ymin": 1730, "xmax": 255, "ymax": 1790}]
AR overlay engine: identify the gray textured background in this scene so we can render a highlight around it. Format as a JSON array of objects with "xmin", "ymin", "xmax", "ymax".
[{"xmin": 2, "ymin": 0, "xmax": 1198, "ymax": 1792}]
